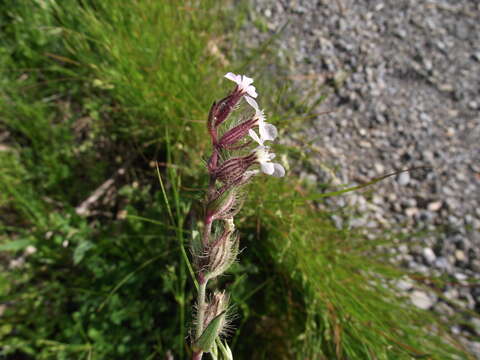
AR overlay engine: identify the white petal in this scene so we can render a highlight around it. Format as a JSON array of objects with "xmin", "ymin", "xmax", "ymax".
[
  {"xmin": 256, "ymin": 109, "xmax": 266, "ymax": 122},
  {"xmin": 259, "ymin": 123, "xmax": 278, "ymax": 142},
  {"xmin": 272, "ymin": 163, "xmax": 285, "ymax": 177},
  {"xmin": 249, "ymin": 129, "xmax": 263, "ymax": 145},
  {"xmin": 224, "ymin": 72, "xmax": 241, "ymax": 84},
  {"xmin": 254, "ymin": 146, "xmax": 270, "ymax": 163},
  {"xmin": 241, "ymin": 75, "xmax": 254, "ymax": 87},
  {"xmin": 260, "ymin": 162, "xmax": 274, "ymax": 175},
  {"xmin": 245, "ymin": 96, "xmax": 259, "ymax": 111},
  {"xmin": 246, "ymin": 85, "xmax": 258, "ymax": 98}
]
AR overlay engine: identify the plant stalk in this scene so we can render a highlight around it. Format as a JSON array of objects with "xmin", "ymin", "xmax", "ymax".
[
  {"xmin": 193, "ymin": 276, "xmax": 207, "ymax": 360},
  {"xmin": 203, "ymin": 217, "xmax": 213, "ymax": 246},
  {"xmin": 192, "ymin": 177, "xmax": 216, "ymax": 359},
  {"xmin": 195, "ymin": 277, "xmax": 207, "ymax": 339}
]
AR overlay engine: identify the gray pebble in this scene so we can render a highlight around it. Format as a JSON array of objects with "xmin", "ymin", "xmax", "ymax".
[
  {"xmin": 423, "ymin": 247, "xmax": 436, "ymax": 264},
  {"xmin": 410, "ymin": 290, "xmax": 435, "ymax": 310},
  {"xmin": 242, "ymin": 0, "xmax": 480, "ymax": 353},
  {"xmin": 397, "ymin": 172, "xmax": 410, "ymax": 186}
]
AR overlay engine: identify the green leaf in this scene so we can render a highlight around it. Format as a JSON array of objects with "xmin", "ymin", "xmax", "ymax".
[
  {"xmin": 217, "ymin": 339, "xmax": 233, "ymax": 360},
  {"xmin": 193, "ymin": 311, "xmax": 226, "ymax": 353},
  {"xmin": 73, "ymin": 241, "xmax": 94, "ymax": 265},
  {"xmin": 210, "ymin": 341, "xmax": 218, "ymax": 360},
  {"xmin": 0, "ymin": 239, "xmax": 32, "ymax": 252}
]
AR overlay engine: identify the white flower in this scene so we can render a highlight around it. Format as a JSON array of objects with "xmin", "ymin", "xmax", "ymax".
[
  {"xmin": 248, "ymin": 129, "xmax": 265, "ymax": 147},
  {"xmin": 224, "ymin": 72, "xmax": 258, "ymax": 98},
  {"xmin": 245, "ymin": 96, "xmax": 278, "ymax": 142},
  {"xmin": 252, "ymin": 144, "xmax": 285, "ymax": 177},
  {"xmin": 250, "ymin": 125, "xmax": 285, "ymax": 177}
]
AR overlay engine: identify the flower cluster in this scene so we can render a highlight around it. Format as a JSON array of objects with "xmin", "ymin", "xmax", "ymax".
[
  {"xmin": 209, "ymin": 72, "xmax": 284, "ymax": 181},
  {"xmin": 191, "ymin": 73, "xmax": 284, "ymax": 360}
]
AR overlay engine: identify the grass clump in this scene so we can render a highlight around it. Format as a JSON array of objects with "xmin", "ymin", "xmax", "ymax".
[
  {"xmin": 235, "ymin": 177, "xmax": 466, "ymax": 359},
  {"xmin": 0, "ymin": 1, "xmax": 473, "ymax": 359},
  {"xmin": 1, "ymin": 1, "xmax": 221, "ymax": 358}
]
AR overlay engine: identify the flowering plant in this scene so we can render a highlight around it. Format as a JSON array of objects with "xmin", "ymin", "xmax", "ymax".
[{"xmin": 190, "ymin": 73, "xmax": 284, "ymax": 359}]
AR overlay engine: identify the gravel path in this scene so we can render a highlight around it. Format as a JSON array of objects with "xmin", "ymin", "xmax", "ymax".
[{"xmin": 241, "ymin": 0, "xmax": 480, "ymax": 356}]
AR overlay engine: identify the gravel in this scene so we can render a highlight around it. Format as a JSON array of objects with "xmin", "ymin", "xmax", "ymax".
[
  {"xmin": 410, "ymin": 290, "xmax": 436, "ymax": 310},
  {"xmin": 239, "ymin": 0, "xmax": 480, "ymax": 356}
]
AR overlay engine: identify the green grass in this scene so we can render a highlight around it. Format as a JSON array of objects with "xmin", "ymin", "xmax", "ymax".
[{"xmin": 0, "ymin": 1, "xmax": 474, "ymax": 359}]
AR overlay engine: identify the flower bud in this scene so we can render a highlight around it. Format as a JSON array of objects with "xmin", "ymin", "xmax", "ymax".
[
  {"xmin": 193, "ymin": 310, "xmax": 227, "ymax": 353},
  {"xmin": 207, "ymin": 93, "xmax": 243, "ymax": 132},
  {"xmin": 206, "ymin": 187, "xmax": 237, "ymax": 221},
  {"xmin": 193, "ymin": 290, "xmax": 230, "ymax": 353},
  {"xmin": 217, "ymin": 117, "xmax": 257, "ymax": 148},
  {"xmin": 214, "ymin": 153, "xmax": 256, "ymax": 184},
  {"xmin": 205, "ymin": 227, "xmax": 239, "ymax": 280},
  {"xmin": 203, "ymin": 290, "xmax": 229, "ymax": 331}
]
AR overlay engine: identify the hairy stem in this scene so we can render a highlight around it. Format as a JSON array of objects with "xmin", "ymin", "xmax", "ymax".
[
  {"xmin": 192, "ymin": 179, "xmax": 215, "ymax": 360},
  {"xmin": 195, "ymin": 277, "xmax": 207, "ymax": 339},
  {"xmin": 192, "ymin": 110, "xmax": 221, "ymax": 359},
  {"xmin": 193, "ymin": 276, "xmax": 207, "ymax": 360},
  {"xmin": 203, "ymin": 217, "xmax": 213, "ymax": 246}
]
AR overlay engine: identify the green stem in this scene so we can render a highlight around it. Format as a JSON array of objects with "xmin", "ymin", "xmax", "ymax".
[
  {"xmin": 192, "ymin": 131, "xmax": 218, "ymax": 360},
  {"xmin": 195, "ymin": 278, "xmax": 207, "ymax": 340}
]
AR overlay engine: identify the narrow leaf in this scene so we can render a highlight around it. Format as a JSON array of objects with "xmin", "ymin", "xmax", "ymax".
[
  {"xmin": 73, "ymin": 241, "xmax": 94, "ymax": 265},
  {"xmin": 193, "ymin": 311, "xmax": 226, "ymax": 353},
  {"xmin": 217, "ymin": 339, "xmax": 233, "ymax": 360},
  {"xmin": 0, "ymin": 239, "xmax": 32, "ymax": 252},
  {"xmin": 210, "ymin": 341, "xmax": 219, "ymax": 360}
]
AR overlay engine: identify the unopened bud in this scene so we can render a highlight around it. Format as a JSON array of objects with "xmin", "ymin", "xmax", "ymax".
[
  {"xmin": 205, "ymin": 228, "xmax": 239, "ymax": 280},
  {"xmin": 204, "ymin": 291, "xmax": 229, "ymax": 330},
  {"xmin": 206, "ymin": 188, "xmax": 237, "ymax": 221},
  {"xmin": 214, "ymin": 153, "xmax": 256, "ymax": 184},
  {"xmin": 217, "ymin": 117, "xmax": 257, "ymax": 148},
  {"xmin": 193, "ymin": 310, "xmax": 227, "ymax": 353},
  {"xmin": 207, "ymin": 93, "xmax": 243, "ymax": 133},
  {"xmin": 192, "ymin": 290, "xmax": 230, "ymax": 353}
]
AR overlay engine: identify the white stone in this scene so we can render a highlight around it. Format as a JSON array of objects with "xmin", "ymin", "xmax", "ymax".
[
  {"xmin": 397, "ymin": 172, "xmax": 410, "ymax": 186},
  {"xmin": 423, "ymin": 248, "xmax": 436, "ymax": 263},
  {"xmin": 396, "ymin": 279, "xmax": 413, "ymax": 291},
  {"xmin": 427, "ymin": 201, "xmax": 442, "ymax": 212},
  {"xmin": 443, "ymin": 288, "xmax": 459, "ymax": 301},
  {"xmin": 374, "ymin": 162, "xmax": 385, "ymax": 174},
  {"xmin": 455, "ymin": 250, "xmax": 466, "ymax": 262},
  {"xmin": 398, "ymin": 244, "xmax": 409, "ymax": 254},
  {"xmin": 410, "ymin": 290, "xmax": 434, "ymax": 310},
  {"xmin": 405, "ymin": 207, "xmax": 419, "ymax": 217}
]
